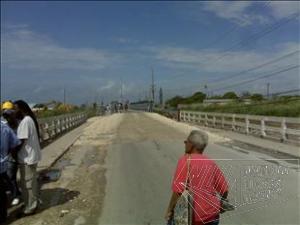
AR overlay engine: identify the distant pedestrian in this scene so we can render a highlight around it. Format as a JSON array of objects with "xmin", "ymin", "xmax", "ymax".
[
  {"xmin": 14, "ymin": 100, "xmax": 41, "ymax": 215},
  {"xmin": 165, "ymin": 130, "xmax": 229, "ymax": 225},
  {"xmin": 0, "ymin": 121, "xmax": 21, "ymax": 223},
  {"xmin": 1, "ymin": 101, "xmax": 22, "ymax": 206}
]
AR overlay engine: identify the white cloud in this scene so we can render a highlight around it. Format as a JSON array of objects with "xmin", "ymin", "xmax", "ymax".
[
  {"xmin": 1, "ymin": 26, "xmax": 121, "ymax": 71},
  {"xmin": 203, "ymin": 1, "xmax": 262, "ymax": 26},
  {"xmin": 150, "ymin": 42, "xmax": 300, "ymax": 74},
  {"xmin": 269, "ymin": 1, "xmax": 300, "ymax": 19},
  {"xmin": 202, "ymin": 1, "xmax": 299, "ymax": 26},
  {"xmin": 150, "ymin": 42, "xmax": 299, "ymax": 95},
  {"xmin": 97, "ymin": 80, "xmax": 116, "ymax": 91}
]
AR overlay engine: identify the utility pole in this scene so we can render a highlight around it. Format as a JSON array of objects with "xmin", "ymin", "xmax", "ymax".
[
  {"xmin": 151, "ymin": 67, "xmax": 155, "ymax": 103},
  {"xmin": 63, "ymin": 85, "xmax": 66, "ymax": 105},
  {"xmin": 149, "ymin": 67, "xmax": 155, "ymax": 112},
  {"xmin": 159, "ymin": 87, "xmax": 163, "ymax": 105},
  {"xmin": 267, "ymin": 83, "xmax": 270, "ymax": 99},
  {"xmin": 120, "ymin": 77, "xmax": 123, "ymax": 103}
]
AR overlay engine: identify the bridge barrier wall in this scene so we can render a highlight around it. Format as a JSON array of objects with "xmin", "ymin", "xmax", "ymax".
[
  {"xmin": 180, "ymin": 110, "xmax": 300, "ymax": 145},
  {"xmin": 38, "ymin": 112, "xmax": 87, "ymax": 145},
  {"xmin": 130, "ymin": 103, "xmax": 149, "ymax": 111}
]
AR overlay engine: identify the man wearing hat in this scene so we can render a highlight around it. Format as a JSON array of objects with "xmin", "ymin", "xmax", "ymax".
[{"xmin": 1, "ymin": 101, "xmax": 22, "ymax": 206}]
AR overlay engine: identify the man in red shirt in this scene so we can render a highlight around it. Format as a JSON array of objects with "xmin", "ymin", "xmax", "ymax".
[{"xmin": 165, "ymin": 130, "xmax": 229, "ymax": 225}]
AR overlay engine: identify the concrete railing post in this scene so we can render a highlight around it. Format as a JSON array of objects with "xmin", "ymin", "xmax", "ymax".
[
  {"xmin": 56, "ymin": 119, "xmax": 61, "ymax": 134},
  {"xmin": 213, "ymin": 115, "xmax": 216, "ymax": 127},
  {"xmin": 261, "ymin": 117, "xmax": 267, "ymax": 138},
  {"xmin": 245, "ymin": 115, "xmax": 250, "ymax": 134},
  {"xmin": 44, "ymin": 122, "xmax": 49, "ymax": 140},
  {"xmin": 59, "ymin": 118, "xmax": 62, "ymax": 132},
  {"xmin": 51, "ymin": 120, "xmax": 56, "ymax": 138},
  {"xmin": 205, "ymin": 113, "xmax": 208, "ymax": 126},
  {"xmin": 232, "ymin": 114, "xmax": 236, "ymax": 131},
  {"xmin": 281, "ymin": 118, "xmax": 287, "ymax": 142}
]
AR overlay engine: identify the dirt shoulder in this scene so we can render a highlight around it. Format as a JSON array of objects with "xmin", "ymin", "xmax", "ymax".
[{"xmin": 7, "ymin": 114, "xmax": 124, "ymax": 225}]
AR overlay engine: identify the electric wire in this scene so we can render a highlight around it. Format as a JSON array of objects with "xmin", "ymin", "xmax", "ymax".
[{"xmin": 210, "ymin": 64, "xmax": 300, "ymax": 92}]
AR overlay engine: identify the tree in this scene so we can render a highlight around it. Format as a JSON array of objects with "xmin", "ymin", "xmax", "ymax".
[
  {"xmin": 190, "ymin": 92, "xmax": 206, "ymax": 102},
  {"xmin": 251, "ymin": 93, "xmax": 264, "ymax": 101},
  {"xmin": 209, "ymin": 95, "xmax": 223, "ymax": 99},
  {"xmin": 165, "ymin": 96, "xmax": 184, "ymax": 108},
  {"xmin": 223, "ymin": 92, "xmax": 238, "ymax": 99},
  {"xmin": 241, "ymin": 91, "xmax": 251, "ymax": 99},
  {"xmin": 80, "ymin": 104, "xmax": 87, "ymax": 109}
]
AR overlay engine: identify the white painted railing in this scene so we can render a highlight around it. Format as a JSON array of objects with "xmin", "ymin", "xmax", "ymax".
[
  {"xmin": 180, "ymin": 111, "xmax": 300, "ymax": 144},
  {"xmin": 38, "ymin": 113, "xmax": 87, "ymax": 143}
]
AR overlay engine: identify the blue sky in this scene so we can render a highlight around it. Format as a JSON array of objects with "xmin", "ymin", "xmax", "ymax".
[{"xmin": 1, "ymin": 1, "xmax": 299, "ymax": 104}]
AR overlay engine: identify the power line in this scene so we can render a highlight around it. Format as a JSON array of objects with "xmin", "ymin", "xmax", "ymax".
[
  {"xmin": 161, "ymin": 49, "xmax": 299, "ymax": 86},
  {"xmin": 201, "ymin": 1, "xmax": 272, "ymax": 50},
  {"xmin": 201, "ymin": 12, "xmax": 300, "ymax": 65},
  {"xmin": 162, "ymin": 6, "xmax": 300, "ymax": 98},
  {"xmin": 211, "ymin": 64, "xmax": 300, "ymax": 92},
  {"xmin": 164, "ymin": 64, "xmax": 299, "ymax": 94},
  {"xmin": 270, "ymin": 89, "xmax": 300, "ymax": 97},
  {"xmin": 207, "ymin": 50, "xmax": 299, "ymax": 85},
  {"xmin": 162, "ymin": 15, "xmax": 299, "ymax": 84}
]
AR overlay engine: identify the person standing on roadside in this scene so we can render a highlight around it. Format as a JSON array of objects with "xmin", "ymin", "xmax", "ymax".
[
  {"xmin": 0, "ymin": 120, "xmax": 21, "ymax": 223},
  {"xmin": 165, "ymin": 130, "xmax": 229, "ymax": 225},
  {"xmin": 1, "ymin": 101, "xmax": 22, "ymax": 206},
  {"xmin": 14, "ymin": 100, "xmax": 41, "ymax": 215}
]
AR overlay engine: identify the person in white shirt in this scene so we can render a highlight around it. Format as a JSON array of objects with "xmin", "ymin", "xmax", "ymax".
[{"xmin": 14, "ymin": 100, "xmax": 41, "ymax": 215}]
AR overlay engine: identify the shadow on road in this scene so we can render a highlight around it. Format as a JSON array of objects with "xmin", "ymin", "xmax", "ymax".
[{"xmin": 5, "ymin": 188, "xmax": 80, "ymax": 225}]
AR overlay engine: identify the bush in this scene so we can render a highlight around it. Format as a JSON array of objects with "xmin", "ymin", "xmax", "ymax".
[{"xmin": 182, "ymin": 98, "xmax": 300, "ymax": 117}]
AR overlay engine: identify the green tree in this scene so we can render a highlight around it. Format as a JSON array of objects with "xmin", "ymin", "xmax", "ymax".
[
  {"xmin": 190, "ymin": 92, "xmax": 206, "ymax": 102},
  {"xmin": 241, "ymin": 91, "xmax": 251, "ymax": 99},
  {"xmin": 165, "ymin": 96, "xmax": 184, "ymax": 108},
  {"xmin": 223, "ymin": 92, "xmax": 238, "ymax": 99},
  {"xmin": 251, "ymin": 93, "xmax": 264, "ymax": 101}
]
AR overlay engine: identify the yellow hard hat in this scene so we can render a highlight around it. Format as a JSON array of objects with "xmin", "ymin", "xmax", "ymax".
[{"xmin": 2, "ymin": 101, "xmax": 14, "ymax": 110}]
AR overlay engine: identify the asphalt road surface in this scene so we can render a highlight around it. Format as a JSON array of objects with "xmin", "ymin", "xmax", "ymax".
[{"xmin": 98, "ymin": 112, "xmax": 300, "ymax": 225}]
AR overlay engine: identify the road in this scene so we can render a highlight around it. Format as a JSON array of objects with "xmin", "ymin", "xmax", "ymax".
[
  {"xmin": 99, "ymin": 112, "xmax": 299, "ymax": 225},
  {"xmin": 9, "ymin": 112, "xmax": 300, "ymax": 225}
]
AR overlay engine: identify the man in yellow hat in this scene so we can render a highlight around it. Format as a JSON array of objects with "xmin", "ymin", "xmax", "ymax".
[
  {"xmin": 2, "ymin": 101, "xmax": 14, "ymax": 110},
  {"xmin": 1, "ymin": 101, "xmax": 22, "ymax": 206},
  {"xmin": 2, "ymin": 101, "xmax": 18, "ymax": 130}
]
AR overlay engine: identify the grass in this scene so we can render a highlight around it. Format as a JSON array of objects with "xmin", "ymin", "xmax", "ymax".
[{"xmin": 181, "ymin": 98, "xmax": 300, "ymax": 117}]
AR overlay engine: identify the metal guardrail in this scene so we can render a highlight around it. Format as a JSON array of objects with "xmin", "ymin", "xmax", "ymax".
[
  {"xmin": 180, "ymin": 110, "xmax": 300, "ymax": 144},
  {"xmin": 38, "ymin": 112, "xmax": 87, "ymax": 144}
]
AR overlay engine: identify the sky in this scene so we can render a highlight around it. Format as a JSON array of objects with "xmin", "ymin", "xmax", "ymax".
[{"xmin": 1, "ymin": 1, "xmax": 300, "ymax": 105}]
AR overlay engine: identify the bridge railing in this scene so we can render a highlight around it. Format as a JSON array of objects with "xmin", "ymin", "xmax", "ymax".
[
  {"xmin": 38, "ymin": 112, "xmax": 87, "ymax": 145},
  {"xmin": 180, "ymin": 110, "xmax": 300, "ymax": 145}
]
